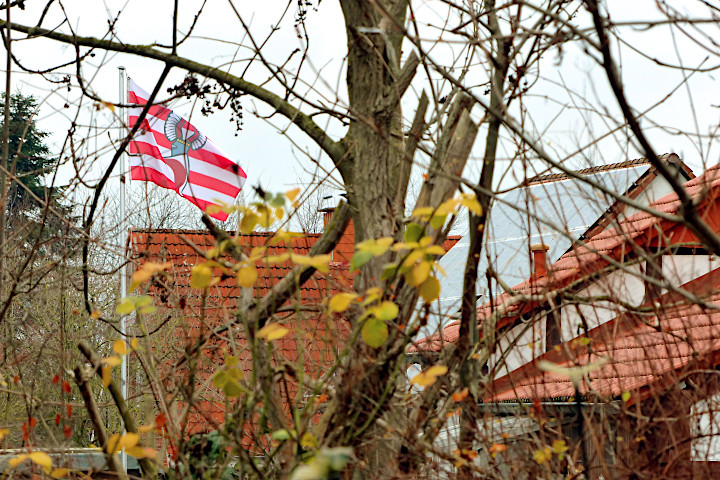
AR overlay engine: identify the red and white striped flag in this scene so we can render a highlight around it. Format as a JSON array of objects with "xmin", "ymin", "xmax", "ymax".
[{"xmin": 127, "ymin": 79, "xmax": 247, "ymax": 221}]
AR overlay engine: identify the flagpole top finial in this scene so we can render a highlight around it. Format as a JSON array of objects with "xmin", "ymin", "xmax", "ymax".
[{"xmin": 118, "ymin": 66, "xmax": 126, "ymax": 71}]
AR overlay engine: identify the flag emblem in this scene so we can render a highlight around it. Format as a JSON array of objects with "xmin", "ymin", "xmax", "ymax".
[{"xmin": 127, "ymin": 79, "xmax": 246, "ymax": 221}]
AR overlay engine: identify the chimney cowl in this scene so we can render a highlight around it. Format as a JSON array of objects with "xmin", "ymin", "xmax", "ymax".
[{"xmin": 318, "ymin": 193, "xmax": 347, "ymax": 213}]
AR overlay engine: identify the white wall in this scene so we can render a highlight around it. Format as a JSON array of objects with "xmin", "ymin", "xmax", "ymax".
[
  {"xmin": 662, "ymin": 255, "xmax": 717, "ymax": 293},
  {"xmin": 489, "ymin": 316, "xmax": 545, "ymax": 379},
  {"xmin": 692, "ymin": 393, "xmax": 720, "ymax": 461},
  {"xmin": 489, "ymin": 256, "xmax": 718, "ymax": 379},
  {"xmin": 561, "ymin": 264, "xmax": 645, "ymax": 340},
  {"xmin": 616, "ymin": 174, "xmax": 676, "ymax": 223}
]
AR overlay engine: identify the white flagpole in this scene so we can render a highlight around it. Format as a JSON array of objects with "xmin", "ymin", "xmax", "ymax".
[{"xmin": 118, "ymin": 65, "xmax": 129, "ymax": 473}]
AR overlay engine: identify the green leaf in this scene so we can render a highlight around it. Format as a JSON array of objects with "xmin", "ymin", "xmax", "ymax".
[
  {"xmin": 272, "ymin": 429, "xmax": 292, "ymax": 441},
  {"xmin": 404, "ymin": 222, "xmax": 423, "ymax": 243},
  {"xmin": 374, "ymin": 301, "xmax": 399, "ymax": 321},
  {"xmin": 381, "ymin": 263, "xmax": 399, "ymax": 280},
  {"xmin": 223, "ymin": 378, "xmax": 244, "ymax": 397},
  {"xmin": 138, "ymin": 305, "xmax": 156, "ymax": 314},
  {"xmin": 362, "ymin": 317, "xmax": 388, "ymax": 348},
  {"xmin": 212, "ymin": 370, "xmax": 229, "ymax": 389},
  {"xmin": 136, "ymin": 295, "xmax": 153, "ymax": 307},
  {"xmin": 621, "ymin": 391, "xmax": 631, "ymax": 403},
  {"xmin": 116, "ymin": 298, "xmax": 135, "ymax": 315},
  {"xmin": 430, "ymin": 214, "xmax": 447, "ymax": 230},
  {"xmin": 269, "ymin": 193, "xmax": 286, "ymax": 208},
  {"xmin": 350, "ymin": 250, "xmax": 373, "ymax": 271}
]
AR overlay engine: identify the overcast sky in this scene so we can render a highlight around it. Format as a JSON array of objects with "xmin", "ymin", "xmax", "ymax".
[{"xmin": 2, "ymin": 0, "xmax": 719, "ymax": 230}]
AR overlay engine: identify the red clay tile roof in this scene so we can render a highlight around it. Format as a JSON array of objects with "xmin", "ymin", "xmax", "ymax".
[
  {"xmin": 130, "ymin": 229, "xmax": 350, "ymax": 305},
  {"xmin": 131, "ymin": 226, "xmax": 461, "ymax": 434},
  {"xmin": 130, "ymin": 228, "xmax": 461, "ymax": 308},
  {"xmin": 487, "ymin": 266, "xmax": 720, "ymax": 402},
  {"xmin": 413, "ymin": 162, "xmax": 720, "ymax": 353}
]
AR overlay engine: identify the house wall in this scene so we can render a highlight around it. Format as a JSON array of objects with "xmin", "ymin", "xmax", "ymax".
[
  {"xmin": 617, "ymin": 174, "xmax": 675, "ymax": 222},
  {"xmin": 692, "ymin": 392, "xmax": 720, "ymax": 461},
  {"xmin": 490, "ymin": 315, "xmax": 546, "ymax": 379},
  {"xmin": 662, "ymin": 254, "xmax": 717, "ymax": 293},
  {"xmin": 490, "ymin": 256, "xmax": 717, "ymax": 380}
]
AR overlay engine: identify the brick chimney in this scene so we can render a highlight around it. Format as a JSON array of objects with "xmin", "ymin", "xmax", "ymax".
[
  {"xmin": 531, "ymin": 243, "xmax": 550, "ymax": 277},
  {"xmin": 318, "ymin": 194, "xmax": 354, "ymax": 265}
]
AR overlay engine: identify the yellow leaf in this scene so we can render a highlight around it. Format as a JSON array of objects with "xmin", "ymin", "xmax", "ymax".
[
  {"xmin": 237, "ymin": 265, "xmax": 258, "ymax": 288},
  {"xmin": 101, "ymin": 101, "xmax": 116, "ymax": 112},
  {"xmin": 126, "ymin": 446, "xmax": 157, "ymax": 459},
  {"xmin": 107, "ymin": 433, "xmax": 140, "ymax": 454},
  {"xmin": 91, "ymin": 310, "xmax": 101, "ymax": 319},
  {"xmin": 264, "ymin": 253, "xmax": 291, "ymax": 265},
  {"xmin": 300, "ymin": 432, "xmax": 318, "ymax": 450},
  {"xmin": 424, "ymin": 245, "xmax": 446, "ymax": 256},
  {"xmin": 460, "ymin": 194, "xmax": 482, "ymax": 215},
  {"xmin": 240, "ymin": 213, "xmax": 259, "ymax": 234},
  {"xmin": 364, "ymin": 287, "xmax": 383, "ymax": 303},
  {"xmin": 130, "ymin": 269, "xmax": 153, "ymax": 291},
  {"xmin": 401, "ymin": 249, "xmax": 424, "ymax": 269},
  {"xmin": 410, "ymin": 372, "xmax": 436, "ymax": 387},
  {"xmin": 113, "ymin": 339, "xmax": 128, "ymax": 356},
  {"xmin": 328, "ymin": 293, "xmax": 357, "ymax": 313},
  {"xmin": 131, "ymin": 338, "xmax": 139, "ymax": 349},
  {"xmin": 426, "ymin": 365, "xmax": 448, "ymax": 377},
  {"xmin": 419, "ymin": 276, "xmax": 441, "ymax": 303},
  {"xmin": 138, "ymin": 424, "xmax": 156, "ymax": 434},
  {"xmin": 51, "ymin": 468, "xmax": 70, "ymax": 478},
  {"xmin": 116, "ymin": 299, "xmax": 134, "ymax": 315},
  {"xmin": 0, "ymin": 428, "xmax": 9, "ymax": 440},
  {"xmin": 412, "ymin": 207, "xmax": 434, "ymax": 218},
  {"xmin": 533, "ymin": 447, "xmax": 552, "ymax": 464},
  {"xmin": 419, "ymin": 236, "xmax": 433, "ymax": 247},
  {"xmin": 285, "ymin": 187, "xmax": 301, "ymax": 203},
  {"xmin": 190, "ymin": 264, "xmax": 213, "ymax": 289},
  {"xmin": 406, "ymin": 261, "xmax": 430, "ymax": 287},
  {"xmin": 101, "ymin": 365, "xmax": 112, "ymax": 388},
  {"xmin": 576, "ymin": 336, "xmax": 591, "ymax": 346},
  {"xmin": 257, "ymin": 323, "xmax": 290, "ymax": 341},
  {"xmin": 103, "ymin": 356, "xmax": 122, "ymax": 367},
  {"xmin": 622, "ymin": 391, "xmax": 631, "ymax": 403},
  {"xmin": 552, "ymin": 439, "xmax": 569, "ymax": 455},
  {"xmin": 436, "ymin": 198, "xmax": 460, "ymax": 216},
  {"xmin": 9, "ymin": 454, "xmax": 28, "ymax": 468},
  {"xmin": 357, "ymin": 237, "xmax": 394, "ymax": 256},
  {"xmin": 362, "ymin": 317, "xmax": 388, "ymax": 348},
  {"xmin": 28, "ymin": 451, "xmax": 52, "ymax": 473},
  {"xmin": 410, "ymin": 365, "xmax": 448, "ymax": 387}
]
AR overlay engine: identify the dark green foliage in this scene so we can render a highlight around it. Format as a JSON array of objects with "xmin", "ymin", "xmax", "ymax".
[{"xmin": 0, "ymin": 92, "xmax": 56, "ymax": 215}]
